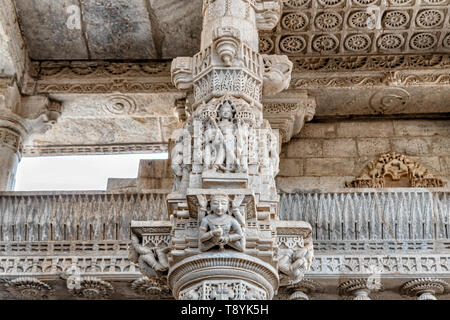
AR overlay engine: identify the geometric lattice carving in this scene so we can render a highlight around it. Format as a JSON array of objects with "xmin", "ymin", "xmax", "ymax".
[{"xmin": 346, "ymin": 152, "xmax": 447, "ymax": 188}]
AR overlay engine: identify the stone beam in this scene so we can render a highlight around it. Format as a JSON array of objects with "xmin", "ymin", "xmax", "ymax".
[{"xmin": 0, "ymin": 0, "xmax": 32, "ymax": 90}]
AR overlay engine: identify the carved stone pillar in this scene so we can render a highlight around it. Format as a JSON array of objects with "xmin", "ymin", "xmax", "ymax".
[
  {"xmin": 0, "ymin": 80, "xmax": 61, "ymax": 190},
  {"xmin": 0, "ymin": 127, "xmax": 21, "ymax": 190},
  {"xmin": 401, "ymin": 278, "xmax": 449, "ymax": 300},
  {"xmin": 131, "ymin": 0, "xmax": 314, "ymax": 300}
]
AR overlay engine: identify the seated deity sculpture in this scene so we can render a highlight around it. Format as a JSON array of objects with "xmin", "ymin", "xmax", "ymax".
[{"xmin": 199, "ymin": 194, "xmax": 245, "ymax": 252}]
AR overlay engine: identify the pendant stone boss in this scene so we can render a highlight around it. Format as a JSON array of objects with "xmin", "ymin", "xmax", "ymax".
[{"xmin": 130, "ymin": 0, "xmax": 314, "ymax": 300}]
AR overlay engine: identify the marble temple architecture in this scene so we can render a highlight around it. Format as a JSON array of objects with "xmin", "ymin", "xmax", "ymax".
[{"xmin": 0, "ymin": 0, "xmax": 449, "ymax": 300}]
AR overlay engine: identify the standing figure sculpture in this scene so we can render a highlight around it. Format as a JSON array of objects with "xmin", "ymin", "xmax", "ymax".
[
  {"xmin": 214, "ymin": 101, "xmax": 237, "ymax": 172},
  {"xmin": 203, "ymin": 119, "xmax": 218, "ymax": 172},
  {"xmin": 171, "ymin": 130, "xmax": 185, "ymax": 192},
  {"xmin": 199, "ymin": 195, "xmax": 245, "ymax": 252}
]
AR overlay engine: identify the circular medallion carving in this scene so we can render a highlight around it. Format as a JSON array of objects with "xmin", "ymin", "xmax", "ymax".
[
  {"xmin": 389, "ymin": 0, "xmax": 413, "ymax": 5},
  {"xmin": 370, "ymin": 88, "xmax": 410, "ymax": 114},
  {"xmin": 416, "ymin": 9, "xmax": 444, "ymax": 28},
  {"xmin": 281, "ymin": 12, "xmax": 309, "ymax": 31},
  {"xmin": 104, "ymin": 95, "xmax": 137, "ymax": 115},
  {"xmin": 318, "ymin": 0, "xmax": 345, "ymax": 7},
  {"xmin": 353, "ymin": 0, "xmax": 378, "ymax": 4},
  {"xmin": 132, "ymin": 276, "xmax": 172, "ymax": 298},
  {"xmin": 410, "ymin": 33, "xmax": 437, "ymax": 50},
  {"xmin": 443, "ymin": 34, "xmax": 450, "ymax": 49},
  {"xmin": 5, "ymin": 277, "xmax": 53, "ymax": 300},
  {"xmin": 345, "ymin": 34, "xmax": 372, "ymax": 52},
  {"xmin": 259, "ymin": 36, "xmax": 274, "ymax": 53},
  {"xmin": 68, "ymin": 277, "xmax": 114, "ymax": 300},
  {"xmin": 383, "ymin": 10, "xmax": 410, "ymax": 28},
  {"xmin": 349, "ymin": 11, "xmax": 372, "ymax": 28},
  {"xmin": 312, "ymin": 35, "xmax": 339, "ymax": 52},
  {"xmin": 280, "ymin": 35, "xmax": 307, "ymax": 53},
  {"xmin": 378, "ymin": 33, "xmax": 405, "ymax": 50},
  {"xmin": 315, "ymin": 12, "xmax": 342, "ymax": 30},
  {"xmin": 284, "ymin": 0, "xmax": 311, "ymax": 8}
]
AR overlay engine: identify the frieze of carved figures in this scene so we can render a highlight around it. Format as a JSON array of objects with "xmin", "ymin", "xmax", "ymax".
[
  {"xmin": 346, "ymin": 152, "xmax": 447, "ymax": 188},
  {"xmin": 169, "ymin": 96, "xmax": 280, "ymax": 178}
]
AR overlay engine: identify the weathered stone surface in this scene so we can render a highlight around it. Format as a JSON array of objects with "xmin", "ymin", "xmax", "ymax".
[
  {"xmin": 357, "ymin": 138, "xmax": 391, "ymax": 156},
  {"xmin": 81, "ymin": 0, "xmax": 155, "ymax": 59},
  {"xmin": 296, "ymin": 122, "xmax": 336, "ymax": 139},
  {"xmin": 391, "ymin": 137, "xmax": 434, "ymax": 156},
  {"xmin": 323, "ymin": 139, "xmax": 357, "ymax": 158},
  {"xmin": 337, "ymin": 121, "xmax": 394, "ymax": 138},
  {"xmin": 149, "ymin": 0, "xmax": 202, "ymax": 58},
  {"xmin": 304, "ymin": 158, "xmax": 355, "ymax": 177},
  {"xmin": 278, "ymin": 158, "xmax": 303, "ymax": 177},
  {"xmin": 14, "ymin": 0, "xmax": 89, "ymax": 60},
  {"xmin": 286, "ymin": 139, "xmax": 322, "ymax": 158},
  {"xmin": 393, "ymin": 120, "xmax": 450, "ymax": 137}
]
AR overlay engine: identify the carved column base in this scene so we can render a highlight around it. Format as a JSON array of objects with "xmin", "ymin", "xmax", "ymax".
[{"xmin": 167, "ymin": 252, "xmax": 279, "ymax": 300}]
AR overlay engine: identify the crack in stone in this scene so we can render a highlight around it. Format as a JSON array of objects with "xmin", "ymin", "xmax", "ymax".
[{"xmin": 144, "ymin": 0, "xmax": 164, "ymax": 59}]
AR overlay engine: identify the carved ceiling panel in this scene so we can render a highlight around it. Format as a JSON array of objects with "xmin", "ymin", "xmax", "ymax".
[
  {"xmin": 261, "ymin": 0, "xmax": 450, "ymax": 56},
  {"xmin": 12, "ymin": 0, "xmax": 450, "ymax": 61}
]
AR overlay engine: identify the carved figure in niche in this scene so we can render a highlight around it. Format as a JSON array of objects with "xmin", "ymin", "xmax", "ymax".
[
  {"xmin": 268, "ymin": 130, "xmax": 279, "ymax": 176},
  {"xmin": 171, "ymin": 128, "xmax": 191, "ymax": 193},
  {"xmin": 235, "ymin": 118, "xmax": 248, "ymax": 173},
  {"xmin": 278, "ymin": 243, "xmax": 314, "ymax": 285},
  {"xmin": 213, "ymin": 101, "xmax": 237, "ymax": 172},
  {"xmin": 171, "ymin": 130, "xmax": 184, "ymax": 192},
  {"xmin": 199, "ymin": 195, "xmax": 245, "ymax": 252},
  {"xmin": 203, "ymin": 118, "xmax": 219, "ymax": 171},
  {"xmin": 130, "ymin": 233, "xmax": 169, "ymax": 277}
]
